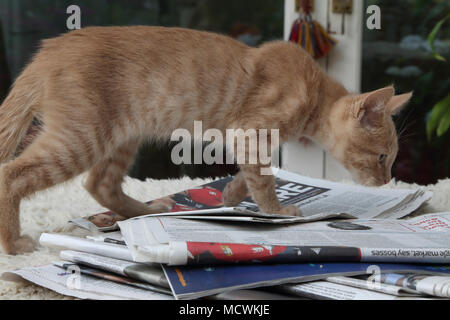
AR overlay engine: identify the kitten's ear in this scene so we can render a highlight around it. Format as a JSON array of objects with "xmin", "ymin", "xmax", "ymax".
[
  {"xmin": 355, "ymin": 86, "xmax": 395, "ymax": 128},
  {"xmin": 387, "ymin": 92, "xmax": 413, "ymax": 115}
]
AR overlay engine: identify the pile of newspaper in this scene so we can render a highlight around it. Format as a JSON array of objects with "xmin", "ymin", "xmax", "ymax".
[{"xmin": 3, "ymin": 170, "xmax": 450, "ymax": 300}]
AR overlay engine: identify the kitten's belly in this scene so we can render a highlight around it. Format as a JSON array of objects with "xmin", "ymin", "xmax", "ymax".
[{"xmin": 136, "ymin": 99, "xmax": 231, "ymax": 140}]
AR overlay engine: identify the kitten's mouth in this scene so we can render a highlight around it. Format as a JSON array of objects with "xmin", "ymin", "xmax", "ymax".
[
  {"xmin": 355, "ymin": 176, "xmax": 387, "ymax": 188},
  {"xmin": 361, "ymin": 179, "xmax": 387, "ymax": 187}
]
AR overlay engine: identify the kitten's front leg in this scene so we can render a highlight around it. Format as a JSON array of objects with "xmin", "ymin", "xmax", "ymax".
[
  {"xmin": 223, "ymin": 171, "xmax": 249, "ymax": 207},
  {"xmin": 240, "ymin": 164, "xmax": 302, "ymax": 217}
]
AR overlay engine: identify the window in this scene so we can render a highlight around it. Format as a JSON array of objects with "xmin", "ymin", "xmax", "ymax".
[{"xmin": 362, "ymin": 0, "xmax": 450, "ymax": 185}]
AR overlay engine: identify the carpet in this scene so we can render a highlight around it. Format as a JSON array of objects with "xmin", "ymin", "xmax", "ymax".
[{"xmin": 0, "ymin": 174, "xmax": 449, "ymax": 300}]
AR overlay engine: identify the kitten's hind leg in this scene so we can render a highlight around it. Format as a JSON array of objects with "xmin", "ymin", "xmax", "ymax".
[
  {"xmin": 0, "ymin": 131, "xmax": 96, "ymax": 255},
  {"xmin": 223, "ymin": 171, "xmax": 249, "ymax": 207},
  {"xmin": 85, "ymin": 141, "xmax": 170, "ymax": 218}
]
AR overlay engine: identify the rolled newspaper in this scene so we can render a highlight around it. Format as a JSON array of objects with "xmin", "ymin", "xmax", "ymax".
[
  {"xmin": 39, "ymin": 233, "xmax": 133, "ymax": 261},
  {"xmin": 135, "ymin": 242, "xmax": 450, "ymax": 266},
  {"xmin": 137, "ymin": 242, "xmax": 363, "ymax": 266}
]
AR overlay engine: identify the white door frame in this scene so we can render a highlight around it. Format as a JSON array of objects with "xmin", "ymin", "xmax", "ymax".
[{"xmin": 282, "ymin": 0, "xmax": 364, "ymax": 182}]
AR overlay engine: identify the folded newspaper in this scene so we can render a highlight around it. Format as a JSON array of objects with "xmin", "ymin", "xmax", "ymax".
[
  {"xmin": 118, "ymin": 212, "xmax": 450, "ymax": 265},
  {"xmin": 70, "ymin": 170, "xmax": 432, "ymax": 231}
]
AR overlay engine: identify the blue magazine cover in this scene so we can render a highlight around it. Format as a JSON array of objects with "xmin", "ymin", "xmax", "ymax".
[{"xmin": 163, "ymin": 263, "xmax": 450, "ymax": 300}]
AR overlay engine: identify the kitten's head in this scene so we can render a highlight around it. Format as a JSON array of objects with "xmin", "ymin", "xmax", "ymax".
[{"xmin": 330, "ymin": 87, "xmax": 413, "ymax": 186}]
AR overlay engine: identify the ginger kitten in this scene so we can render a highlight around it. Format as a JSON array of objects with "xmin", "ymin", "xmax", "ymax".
[{"xmin": 0, "ymin": 27, "xmax": 412, "ymax": 254}]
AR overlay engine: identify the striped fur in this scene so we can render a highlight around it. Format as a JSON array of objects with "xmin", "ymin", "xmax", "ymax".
[{"xmin": 0, "ymin": 27, "xmax": 411, "ymax": 254}]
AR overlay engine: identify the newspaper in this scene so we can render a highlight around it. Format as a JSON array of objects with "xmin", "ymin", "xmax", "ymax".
[
  {"xmin": 2, "ymin": 264, "xmax": 173, "ymax": 300},
  {"xmin": 162, "ymin": 263, "xmax": 450, "ymax": 300},
  {"xmin": 326, "ymin": 276, "xmax": 420, "ymax": 296},
  {"xmin": 54, "ymin": 261, "xmax": 171, "ymax": 295},
  {"xmin": 59, "ymin": 250, "xmax": 170, "ymax": 291},
  {"xmin": 20, "ymin": 233, "xmax": 450, "ymax": 300},
  {"xmin": 373, "ymin": 273, "xmax": 450, "ymax": 298},
  {"xmin": 86, "ymin": 231, "xmax": 126, "ymax": 246},
  {"xmin": 40, "ymin": 233, "xmax": 134, "ymax": 261},
  {"xmin": 70, "ymin": 169, "xmax": 432, "ymax": 231},
  {"xmin": 118, "ymin": 212, "xmax": 450, "ymax": 264},
  {"xmin": 136, "ymin": 242, "xmax": 365, "ymax": 266},
  {"xmin": 277, "ymin": 281, "xmax": 436, "ymax": 300}
]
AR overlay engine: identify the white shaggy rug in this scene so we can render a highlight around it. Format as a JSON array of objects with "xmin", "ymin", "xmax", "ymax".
[{"xmin": 0, "ymin": 174, "xmax": 449, "ymax": 300}]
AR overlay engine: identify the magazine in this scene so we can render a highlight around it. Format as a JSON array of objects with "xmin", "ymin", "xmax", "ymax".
[
  {"xmin": 118, "ymin": 212, "xmax": 450, "ymax": 264},
  {"xmin": 162, "ymin": 263, "xmax": 450, "ymax": 300},
  {"xmin": 70, "ymin": 169, "xmax": 432, "ymax": 231}
]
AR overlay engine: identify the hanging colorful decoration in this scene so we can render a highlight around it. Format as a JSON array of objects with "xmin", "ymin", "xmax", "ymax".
[{"xmin": 289, "ymin": 0, "xmax": 337, "ymax": 59}]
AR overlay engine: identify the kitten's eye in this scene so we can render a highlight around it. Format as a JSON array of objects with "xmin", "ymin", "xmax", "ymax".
[{"xmin": 378, "ymin": 154, "xmax": 388, "ymax": 164}]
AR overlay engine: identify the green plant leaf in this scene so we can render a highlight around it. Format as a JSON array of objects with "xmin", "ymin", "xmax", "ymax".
[
  {"xmin": 437, "ymin": 107, "xmax": 450, "ymax": 137},
  {"xmin": 427, "ymin": 94, "xmax": 450, "ymax": 140},
  {"xmin": 433, "ymin": 53, "xmax": 447, "ymax": 62},
  {"xmin": 428, "ymin": 13, "xmax": 450, "ymax": 62}
]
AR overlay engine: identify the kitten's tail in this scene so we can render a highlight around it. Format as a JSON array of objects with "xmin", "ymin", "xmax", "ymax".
[{"xmin": 0, "ymin": 72, "xmax": 39, "ymax": 164}]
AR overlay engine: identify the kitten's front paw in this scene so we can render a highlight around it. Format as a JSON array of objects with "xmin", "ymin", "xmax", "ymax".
[
  {"xmin": 150, "ymin": 198, "xmax": 176, "ymax": 213},
  {"xmin": 147, "ymin": 202, "xmax": 172, "ymax": 214},
  {"xmin": 279, "ymin": 205, "xmax": 302, "ymax": 217},
  {"xmin": 11, "ymin": 235, "xmax": 36, "ymax": 255},
  {"xmin": 223, "ymin": 181, "xmax": 248, "ymax": 207}
]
